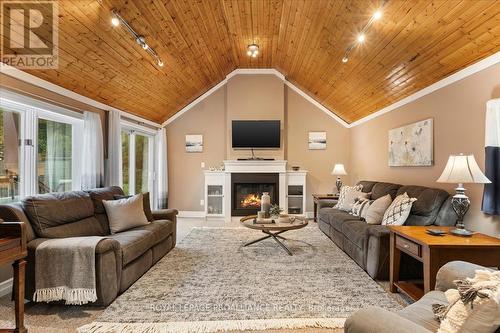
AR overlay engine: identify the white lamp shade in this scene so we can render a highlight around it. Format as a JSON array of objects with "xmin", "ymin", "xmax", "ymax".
[
  {"xmin": 437, "ymin": 154, "xmax": 491, "ymax": 184},
  {"xmin": 331, "ymin": 164, "xmax": 347, "ymax": 176}
]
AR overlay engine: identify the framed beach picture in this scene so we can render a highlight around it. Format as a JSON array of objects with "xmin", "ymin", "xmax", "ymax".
[
  {"xmin": 388, "ymin": 118, "xmax": 433, "ymax": 166},
  {"xmin": 185, "ymin": 134, "xmax": 203, "ymax": 153},
  {"xmin": 308, "ymin": 131, "xmax": 327, "ymax": 150}
]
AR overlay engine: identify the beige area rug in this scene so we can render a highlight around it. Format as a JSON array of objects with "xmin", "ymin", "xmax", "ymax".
[{"xmin": 76, "ymin": 227, "xmax": 403, "ymax": 333}]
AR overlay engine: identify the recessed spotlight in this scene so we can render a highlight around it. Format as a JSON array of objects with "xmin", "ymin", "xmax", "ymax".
[
  {"xmin": 111, "ymin": 16, "xmax": 120, "ymax": 27},
  {"xmin": 342, "ymin": 57, "xmax": 348, "ymax": 63},
  {"xmin": 247, "ymin": 44, "xmax": 259, "ymax": 57},
  {"xmin": 372, "ymin": 10, "xmax": 382, "ymax": 21},
  {"xmin": 357, "ymin": 34, "xmax": 365, "ymax": 43},
  {"xmin": 157, "ymin": 59, "xmax": 164, "ymax": 67},
  {"xmin": 142, "ymin": 43, "xmax": 149, "ymax": 50}
]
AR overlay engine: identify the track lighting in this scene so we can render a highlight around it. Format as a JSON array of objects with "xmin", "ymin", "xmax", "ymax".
[
  {"xmin": 357, "ymin": 34, "xmax": 365, "ymax": 43},
  {"xmin": 110, "ymin": 9, "xmax": 165, "ymax": 68},
  {"xmin": 247, "ymin": 44, "xmax": 259, "ymax": 58},
  {"xmin": 372, "ymin": 10, "xmax": 382, "ymax": 21},
  {"xmin": 342, "ymin": 57, "xmax": 348, "ymax": 63}
]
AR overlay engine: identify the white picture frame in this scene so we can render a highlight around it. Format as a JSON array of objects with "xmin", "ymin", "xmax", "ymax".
[
  {"xmin": 308, "ymin": 131, "xmax": 327, "ymax": 150},
  {"xmin": 185, "ymin": 134, "xmax": 203, "ymax": 153}
]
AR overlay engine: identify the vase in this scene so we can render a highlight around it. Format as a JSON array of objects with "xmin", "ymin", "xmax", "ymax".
[{"xmin": 261, "ymin": 192, "xmax": 271, "ymax": 218}]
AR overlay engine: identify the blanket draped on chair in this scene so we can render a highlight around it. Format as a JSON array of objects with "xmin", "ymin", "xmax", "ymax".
[{"xmin": 33, "ymin": 236, "xmax": 104, "ymax": 305}]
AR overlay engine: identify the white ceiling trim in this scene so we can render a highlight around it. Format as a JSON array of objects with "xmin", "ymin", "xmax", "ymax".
[
  {"xmin": 162, "ymin": 68, "xmax": 350, "ymax": 128},
  {"xmin": 0, "ymin": 63, "xmax": 161, "ymax": 128},
  {"xmin": 349, "ymin": 51, "xmax": 500, "ymax": 127}
]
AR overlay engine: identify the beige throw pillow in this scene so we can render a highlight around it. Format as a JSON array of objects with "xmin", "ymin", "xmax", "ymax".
[
  {"xmin": 364, "ymin": 194, "xmax": 392, "ymax": 225},
  {"xmin": 103, "ymin": 193, "xmax": 149, "ymax": 234}
]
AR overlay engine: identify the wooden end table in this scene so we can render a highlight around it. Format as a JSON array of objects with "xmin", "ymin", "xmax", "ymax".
[
  {"xmin": 240, "ymin": 215, "xmax": 308, "ymax": 255},
  {"xmin": 389, "ymin": 226, "xmax": 500, "ymax": 301},
  {"xmin": 312, "ymin": 194, "xmax": 338, "ymax": 222},
  {"xmin": 0, "ymin": 222, "xmax": 27, "ymax": 333}
]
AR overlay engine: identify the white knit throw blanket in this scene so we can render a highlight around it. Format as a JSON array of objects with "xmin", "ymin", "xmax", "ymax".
[{"xmin": 34, "ymin": 236, "xmax": 104, "ymax": 305}]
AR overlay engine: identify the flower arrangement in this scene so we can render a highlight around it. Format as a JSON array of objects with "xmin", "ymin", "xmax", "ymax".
[{"xmin": 269, "ymin": 204, "xmax": 283, "ymax": 217}]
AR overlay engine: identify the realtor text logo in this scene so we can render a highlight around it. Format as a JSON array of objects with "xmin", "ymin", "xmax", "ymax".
[{"xmin": 1, "ymin": 1, "xmax": 58, "ymax": 69}]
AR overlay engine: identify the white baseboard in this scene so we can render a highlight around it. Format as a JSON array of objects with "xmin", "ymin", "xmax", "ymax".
[
  {"xmin": 0, "ymin": 278, "xmax": 13, "ymax": 298},
  {"xmin": 178, "ymin": 211, "xmax": 206, "ymax": 218}
]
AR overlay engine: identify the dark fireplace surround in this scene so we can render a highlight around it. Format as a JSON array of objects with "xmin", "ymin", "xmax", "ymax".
[{"xmin": 231, "ymin": 173, "xmax": 279, "ymax": 216}]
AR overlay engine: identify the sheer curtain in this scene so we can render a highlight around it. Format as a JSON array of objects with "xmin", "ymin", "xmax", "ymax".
[
  {"xmin": 482, "ymin": 99, "xmax": 500, "ymax": 215},
  {"xmin": 81, "ymin": 111, "xmax": 104, "ymax": 190},
  {"xmin": 105, "ymin": 109, "xmax": 122, "ymax": 186},
  {"xmin": 155, "ymin": 127, "xmax": 168, "ymax": 209}
]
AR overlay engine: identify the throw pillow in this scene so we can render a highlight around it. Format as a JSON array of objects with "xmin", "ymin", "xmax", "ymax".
[
  {"xmin": 432, "ymin": 269, "xmax": 500, "ymax": 333},
  {"xmin": 351, "ymin": 197, "xmax": 373, "ymax": 219},
  {"xmin": 114, "ymin": 192, "xmax": 154, "ymax": 222},
  {"xmin": 334, "ymin": 185, "xmax": 364, "ymax": 211},
  {"xmin": 103, "ymin": 193, "xmax": 149, "ymax": 234},
  {"xmin": 382, "ymin": 192, "xmax": 417, "ymax": 226},
  {"xmin": 364, "ymin": 194, "xmax": 392, "ymax": 225}
]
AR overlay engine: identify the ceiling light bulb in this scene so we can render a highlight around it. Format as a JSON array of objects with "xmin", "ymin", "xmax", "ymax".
[
  {"xmin": 142, "ymin": 43, "xmax": 149, "ymax": 50},
  {"xmin": 157, "ymin": 59, "xmax": 164, "ymax": 67},
  {"xmin": 373, "ymin": 10, "xmax": 382, "ymax": 20},
  {"xmin": 247, "ymin": 50, "xmax": 252, "ymax": 56},
  {"xmin": 111, "ymin": 17, "xmax": 120, "ymax": 27},
  {"xmin": 251, "ymin": 53, "xmax": 257, "ymax": 58},
  {"xmin": 342, "ymin": 57, "xmax": 348, "ymax": 63},
  {"xmin": 357, "ymin": 34, "xmax": 365, "ymax": 43}
]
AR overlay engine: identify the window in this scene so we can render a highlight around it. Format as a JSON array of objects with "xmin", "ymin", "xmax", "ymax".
[
  {"xmin": 121, "ymin": 126, "xmax": 154, "ymax": 197},
  {"xmin": 0, "ymin": 109, "xmax": 21, "ymax": 203},
  {"xmin": 0, "ymin": 90, "xmax": 83, "ymax": 199}
]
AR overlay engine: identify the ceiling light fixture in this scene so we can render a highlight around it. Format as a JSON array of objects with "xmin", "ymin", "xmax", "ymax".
[
  {"xmin": 110, "ymin": 9, "xmax": 164, "ymax": 68},
  {"xmin": 247, "ymin": 44, "xmax": 259, "ymax": 58},
  {"xmin": 341, "ymin": 1, "xmax": 387, "ymax": 64}
]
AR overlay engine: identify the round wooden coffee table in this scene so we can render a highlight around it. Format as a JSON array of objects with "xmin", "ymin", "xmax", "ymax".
[{"xmin": 240, "ymin": 215, "xmax": 308, "ymax": 255}]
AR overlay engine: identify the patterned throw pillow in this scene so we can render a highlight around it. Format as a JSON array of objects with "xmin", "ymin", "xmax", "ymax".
[
  {"xmin": 351, "ymin": 197, "xmax": 373, "ymax": 219},
  {"xmin": 432, "ymin": 269, "xmax": 500, "ymax": 333},
  {"xmin": 382, "ymin": 192, "xmax": 417, "ymax": 226},
  {"xmin": 334, "ymin": 185, "xmax": 364, "ymax": 211}
]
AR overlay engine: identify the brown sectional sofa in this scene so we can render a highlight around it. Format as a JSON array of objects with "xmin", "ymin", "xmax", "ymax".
[
  {"xmin": 317, "ymin": 181, "xmax": 456, "ymax": 279},
  {"xmin": 0, "ymin": 186, "xmax": 177, "ymax": 306}
]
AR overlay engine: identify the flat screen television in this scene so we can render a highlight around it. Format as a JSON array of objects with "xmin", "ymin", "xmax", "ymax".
[{"xmin": 232, "ymin": 120, "xmax": 280, "ymax": 149}]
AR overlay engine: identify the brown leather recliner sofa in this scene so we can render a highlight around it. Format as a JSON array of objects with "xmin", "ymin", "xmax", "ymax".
[
  {"xmin": 317, "ymin": 181, "xmax": 456, "ymax": 280},
  {"xmin": 0, "ymin": 186, "xmax": 177, "ymax": 306}
]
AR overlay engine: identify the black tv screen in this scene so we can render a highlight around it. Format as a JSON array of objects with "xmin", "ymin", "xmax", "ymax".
[{"xmin": 232, "ymin": 120, "xmax": 280, "ymax": 149}]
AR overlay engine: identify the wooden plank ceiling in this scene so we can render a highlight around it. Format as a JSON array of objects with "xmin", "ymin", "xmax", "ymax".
[{"xmin": 3, "ymin": 0, "xmax": 500, "ymax": 124}]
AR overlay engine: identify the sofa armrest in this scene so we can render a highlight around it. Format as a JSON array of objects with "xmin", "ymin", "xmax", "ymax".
[
  {"xmin": 317, "ymin": 199, "xmax": 338, "ymax": 210},
  {"xmin": 345, "ymin": 306, "xmax": 432, "ymax": 333},
  {"xmin": 152, "ymin": 209, "xmax": 178, "ymax": 222},
  {"xmin": 435, "ymin": 260, "xmax": 490, "ymax": 292},
  {"xmin": 95, "ymin": 238, "xmax": 121, "ymax": 255}
]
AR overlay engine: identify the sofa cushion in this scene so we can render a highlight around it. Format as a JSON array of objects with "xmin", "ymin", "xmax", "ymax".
[
  {"xmin": 357, "ymin": 181, "xmax": 378, "ymax": 193},
  {"xmin": 103, "ymin": 193, "xmax": 149, "ymax": 234},
  {"xmin": 399, "ymin": 290, "xmax": 446, "ymax": 332},
  {"xmin": 371, "ymin": 182, "xmax": 401, "ymax": 200},
  {"xmin": 22, "ymin": 191, "xmax": 105, "ymax": 238},
  {"xmin": 397, "ymin": 186, "xmax": 449, "ymax": 226},
  {"xmin": 342, "ymin": 220, "xmax": 370, "ymax": 249},
  {"xmin": 318, "ymin": 208, "xmax": 360, "ymax": 232},
  {"xmin": 109, "ymin": 220, "xmax": 174, "ymax": 266}
]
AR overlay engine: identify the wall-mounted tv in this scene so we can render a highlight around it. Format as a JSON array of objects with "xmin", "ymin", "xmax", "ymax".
[{"xmin": 232, "ymin": 120, "xmax": 280, "ymax": 149}]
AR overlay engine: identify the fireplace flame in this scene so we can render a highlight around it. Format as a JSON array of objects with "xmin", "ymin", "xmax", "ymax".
[{"xmin": 240, "ymin": 194, "xmax": 261, "ymax": 208}]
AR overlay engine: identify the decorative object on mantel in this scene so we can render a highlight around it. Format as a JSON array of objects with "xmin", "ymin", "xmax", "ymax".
[
  {"xmin": 389, "ymin": 118, "xmax": 433, "ymax": 167},
  {"xmin": 185, "ymin": 134, "xmax": 203, "ymax": 153},
  {"xmin": 308, "ymin": 131, "xmax": 327, "ymax": 150},
  {"xmin": 437, "ymin": 154, "xmax": 491, "ymax": 236},
  {"xmin": 292, "ymin": 166, "xmax": 300, "ymax": 171},
  {"xmin": 261, "ymin": 192, "xmax": 271, "ymax": 218},
  {"xmin": 331, "ymin": 163, "xmax": 347, "ymax": 193},
  {"xmin": 482, "ymin": 99, "xmax": 500, "ymax": 216}
]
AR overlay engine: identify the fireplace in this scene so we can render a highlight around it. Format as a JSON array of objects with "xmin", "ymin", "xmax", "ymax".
[{"xmin": 231, "ymin": 173, "xmax": 279, "ymax": 216}]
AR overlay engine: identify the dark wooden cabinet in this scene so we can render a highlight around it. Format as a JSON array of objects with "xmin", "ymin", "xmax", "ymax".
[{"xmin": 0, "ymin": 222, "xmax": 27, "ymax": 333}]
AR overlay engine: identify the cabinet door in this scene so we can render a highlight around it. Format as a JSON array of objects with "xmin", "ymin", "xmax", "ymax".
[
  {"xmin": 207, "ymin": 185, "xmax": 224, "ymax": 215},
  {"xmin": 287, "ymin": 185, "xmax": 303, "ymax": 214}
]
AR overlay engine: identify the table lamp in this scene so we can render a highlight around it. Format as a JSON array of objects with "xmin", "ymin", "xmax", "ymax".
[
  {"xmin": 437, "ymin": 154, "xmax": 491, "ymax": 236},
  {"xmin": 331, "ymin": 164, "xmax": 347, "ymax": 194}
]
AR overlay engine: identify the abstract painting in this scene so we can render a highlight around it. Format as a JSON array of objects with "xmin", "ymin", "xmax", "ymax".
[
  {"xmin": 389, "ymin": 118, "xmax": 433, "ymax": 166},
  {"xmin": 185, "ymin": 134, "xmax": 203, "ymax": 153},
  {"xmin": 308, "ymin": 131, "xmax": 327, "ymax": 150}
]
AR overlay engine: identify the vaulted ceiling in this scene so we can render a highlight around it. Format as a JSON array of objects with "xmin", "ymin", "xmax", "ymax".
[{"xmin": 4, "ymin": 0, "xmax": 500, "ymax": 124}]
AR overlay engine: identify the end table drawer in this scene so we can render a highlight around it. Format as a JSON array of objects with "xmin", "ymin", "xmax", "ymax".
[{"xmin": 396, "ymin": 235, "xmax": 421, "ymax": 257}]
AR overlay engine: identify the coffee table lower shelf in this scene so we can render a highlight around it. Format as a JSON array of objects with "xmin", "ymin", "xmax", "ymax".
[{"xmin": 393, "ymin": 280, "xmax": 424, "ymax": 301}]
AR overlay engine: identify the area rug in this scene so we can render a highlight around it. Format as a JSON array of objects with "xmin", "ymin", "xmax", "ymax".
[{"xmin": 78, "ymin": 226, "xmax": 402, "ymax": 333}]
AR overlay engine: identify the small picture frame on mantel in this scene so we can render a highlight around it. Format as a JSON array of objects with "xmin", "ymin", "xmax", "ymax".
[{"xmin": 185, "ymin": 134, "xmax": 203, "ymax": 153}]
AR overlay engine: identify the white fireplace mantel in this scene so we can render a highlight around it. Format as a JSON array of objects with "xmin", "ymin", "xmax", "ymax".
[{"xmin": 223, "ymin": 160, "xmax": 287, "ymax": 173}]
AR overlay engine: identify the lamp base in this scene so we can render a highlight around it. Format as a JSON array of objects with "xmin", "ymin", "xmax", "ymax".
[
  {"xmin": 335, "ymin": 177, "xmax": 343, "ymax": 194},
  {"xmin": 450, "ymin": 228, "xmax": 474, "ymax": 237}
]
